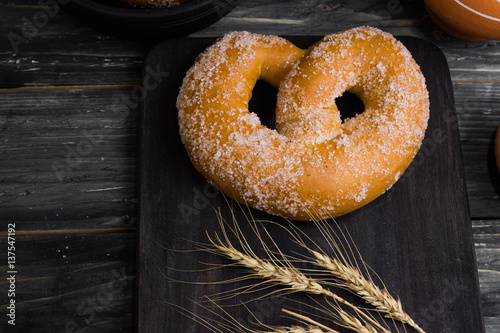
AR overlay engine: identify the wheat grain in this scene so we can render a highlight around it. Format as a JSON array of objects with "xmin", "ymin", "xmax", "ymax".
[
  {"xmin": 208, "ymin": 239, "xmax": 389, "ymax": 333},
  {"xmin": 310, "ymin": 250, "xmax": 425, "ymax": 333},
  {"xmin": 282, "ymin": 219, "xmax": 425, "ymax": 333},
  {"xmin": 191, "ymin": 208, "xmax": 425, "ymax": 333}
]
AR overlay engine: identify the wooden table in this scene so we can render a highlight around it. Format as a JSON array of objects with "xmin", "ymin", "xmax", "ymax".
[{"xmin": 1, "ymin": 0, "xmax": 499, "ymax": 332}]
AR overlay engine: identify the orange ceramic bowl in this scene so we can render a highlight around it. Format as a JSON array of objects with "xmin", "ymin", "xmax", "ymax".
[{"xmin": 424, "ymin": 0, "xmax": 500, "ymax": 41}]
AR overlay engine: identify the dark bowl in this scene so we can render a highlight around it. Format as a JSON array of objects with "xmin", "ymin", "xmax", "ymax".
[{"xmin": 61, "ymin": 0, "xmax": 238, "ymax": 39}]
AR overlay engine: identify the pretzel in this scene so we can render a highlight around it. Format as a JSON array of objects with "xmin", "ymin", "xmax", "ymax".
[{"xmin": 177, "ymin": 27, "xmax": 430, "ymax": 220}]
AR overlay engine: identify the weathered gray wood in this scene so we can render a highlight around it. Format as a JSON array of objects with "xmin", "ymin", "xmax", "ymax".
[
  {"xmin": 452, "ymin": 82, "xmax": 500, "ymax": 218},
  {"xmin": 0, "ymin": 232, "xmax": 135, "ymax": 332},
  {"xmin": 0, "ymin": 1, "xmax": 149, "ymax": 87},
  {"xmin": 473, "ymin": 220, "xmax": 500, "ymax": 331},
  {"xmin": 0, "ymin": 88, "xmax": 138, "ymax": 229}
]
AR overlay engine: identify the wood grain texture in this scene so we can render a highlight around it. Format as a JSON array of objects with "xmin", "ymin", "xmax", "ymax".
[
  {"xmin": 453, "ymin": 82, "xmax": 500, "ymax": 218},
  {"xmin": 0, "ymin": 0, "xmax": 499, "ymax": 331},
  {"xmin": 0, "ymin": 232, "xmax": 135, "ymax": 332},
  {"xmin": 0, "ymin": 88, "xmax": 138, "ymax": 229},
  {"xmin": 474, "ymin": 220, "xmax": 500, "ymax": 332},
  {"xmin": 0, "ymin": 0, "xmax": 148, "ymax": 88}
]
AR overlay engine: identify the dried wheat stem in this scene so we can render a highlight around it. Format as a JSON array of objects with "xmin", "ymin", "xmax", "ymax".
[
  {"xmin": 284, "ymin": 307, "xmax": 380, "ymax": 333},
  {"xmin": 280, "ymin": 309, "xmax": 338, "ymax": 333},
  {"xmin": 210, "ymin": 242, "xmax": 389, "ymax": 333},
  {"xmin": 310, "ymin": 250, "xmax": 425, "ymax": 333},
  {"xmin": 284, "ymin": 307, "xmax": 379, "ymax": 333},
  {"xmin": 257, "ymin": 324, "xmax": 331, "ymax": 333}
]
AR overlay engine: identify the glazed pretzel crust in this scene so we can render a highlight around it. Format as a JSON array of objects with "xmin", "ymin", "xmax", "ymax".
[{"xmin": 177, "ymin": 27, "xmax": 429, "ymax": 221}]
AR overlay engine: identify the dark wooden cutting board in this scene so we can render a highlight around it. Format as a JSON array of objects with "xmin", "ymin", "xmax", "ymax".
[{"xmin": 136, "ymin": 35, "xmax": 484, "ymax": 333}]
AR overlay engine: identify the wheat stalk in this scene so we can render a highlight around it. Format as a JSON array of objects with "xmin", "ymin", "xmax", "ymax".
[
  {"xmin": 282, "ymin": 308, "xmax": 379, "ymax": 333},
  {"xmin": 257, "ymin": 324, "xmax": 331, "ymax": 333},
  {"xmin": 310, "ymin": 250, "xmax": 425, "ymax": 333},
  {"xmin": 175, "ymin": 205, "xmax": 425, "ymax": 333},
  {"xmin": 207, "ymin": 236, "xmax": 389, "ymax": 333},
  {"xmin": 275, "ymin": 218, "xmax": 425, "ymax": 333}
]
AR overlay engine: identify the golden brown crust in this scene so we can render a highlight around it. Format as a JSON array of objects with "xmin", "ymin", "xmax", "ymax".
[{"xmin": 176, "ymin": 28, "xmax": 430, "ymax": 221}]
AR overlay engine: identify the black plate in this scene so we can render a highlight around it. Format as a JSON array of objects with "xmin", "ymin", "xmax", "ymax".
[{"xmin": 61, "ymin": 0, "xmax": 238, "ymax": 39}]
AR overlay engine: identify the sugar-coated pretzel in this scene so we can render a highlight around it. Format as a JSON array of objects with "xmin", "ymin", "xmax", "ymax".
[{"xmin": 177, "ymin": 27, "xmax": 430, "ymax": 221}]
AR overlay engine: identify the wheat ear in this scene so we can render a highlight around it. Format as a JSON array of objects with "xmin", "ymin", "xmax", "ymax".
[
  {"xmin": 282, "ymin": 219, "xmax": 425, "ymax": 333},
  {"xmin": 310, "ymin": 250, "xmax": 425, "ymax": 333},
  {"xmin": 208, "ymin": 238, "xmax": 388, "ymax": 333}
]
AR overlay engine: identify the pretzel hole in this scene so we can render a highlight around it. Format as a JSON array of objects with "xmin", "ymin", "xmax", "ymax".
[
  {"xmin": 336, "ymin": 91, "xmax": 365, "ymax": 122},
  {"xmin": 248, "ymin": 80, "xmax": 278, "ymax": 130}
]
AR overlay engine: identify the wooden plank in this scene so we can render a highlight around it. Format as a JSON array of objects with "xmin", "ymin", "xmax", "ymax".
[
  {"xmin": 473, "ymin": 220, "xmax": 500, "ymax": 332},
  {"xmin": 0, "ymin": 232, "xmax": 135, "ymax": 332},
  {"xmin": 0, "ymin": 1, "xmax": 149, "ymax": 88},
  {"xmin": 0, "ymin": 88, "xmax": 138, "ymax": 230},
  {"xmin": 137, "ymin": 35, "xmax": 484, "ymax": 332},
  {"xmin": 453, "ymin": 82, "xmax": 500, "ymax": 218}
]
